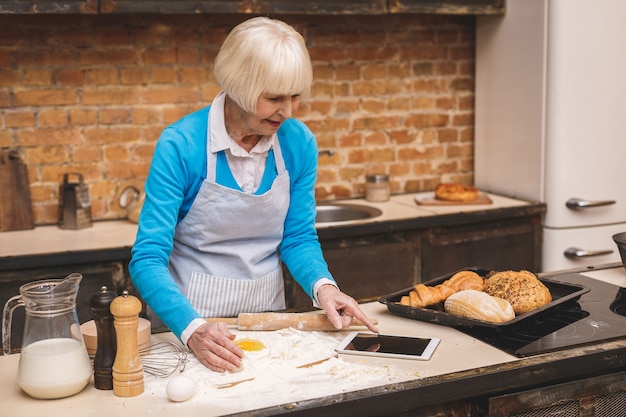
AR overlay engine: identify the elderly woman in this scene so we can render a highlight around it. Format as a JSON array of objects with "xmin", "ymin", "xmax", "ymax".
[{"xmin": 129, "ymin": 17, "xmax": 378, "ymax": 372}]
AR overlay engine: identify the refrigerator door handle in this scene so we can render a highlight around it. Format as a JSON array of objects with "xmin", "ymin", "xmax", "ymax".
[
  {"xmin": 564, "ymin": 247, "xmax": 614, "ymax": 259},
  {"xmin": 566, "ymin": 198, "xmax": 616, "ymax": 210}
]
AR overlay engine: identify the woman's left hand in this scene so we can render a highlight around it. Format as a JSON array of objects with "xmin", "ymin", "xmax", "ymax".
[{"xmin": 317, "ymin": 284, "xmax": 379, "ymax": 333}]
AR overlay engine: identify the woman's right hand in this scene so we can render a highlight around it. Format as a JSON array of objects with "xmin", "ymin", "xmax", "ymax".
[{"xmin": 186, "ymin": 321, "xmax": 244, "ymax": 372}]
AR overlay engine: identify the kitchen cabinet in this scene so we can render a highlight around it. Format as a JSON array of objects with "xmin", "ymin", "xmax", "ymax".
[
  {"xmin": 285, "ymin": 231, "xmax": 420, "ymax": 308},
  {"xmin": 423, "ymin": 217, "xmax": 541, "ymax": 279},
  {"xmin": 488, "ymin": 371, "xmax": 626, "ymax": 417},
  {"xmin": 0, "ymin": 0, "xmax": 505, "ymax": 15}
]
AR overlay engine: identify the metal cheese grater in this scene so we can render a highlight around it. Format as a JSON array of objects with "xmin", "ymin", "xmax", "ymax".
[{"xmin": 59, "ymin": 172, "xmax": 93, "ymax": 229}]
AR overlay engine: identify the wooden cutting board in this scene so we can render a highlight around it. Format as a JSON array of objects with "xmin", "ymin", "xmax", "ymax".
[
  {"xmin": 416, "ymin": 193, "xmax": 493, "ymax": 206},
  {"xmin": 0, "ymin": 149, "xmax": 34, "ymax": 231}
]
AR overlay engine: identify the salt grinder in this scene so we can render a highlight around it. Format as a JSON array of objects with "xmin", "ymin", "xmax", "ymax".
[
  {"xmin": 111, "ymin": 291, "xmax": 144, "ymax": 397},
  {"xmin": 90, "ymin": 286, "xmax": 117, "ymax": 390}
]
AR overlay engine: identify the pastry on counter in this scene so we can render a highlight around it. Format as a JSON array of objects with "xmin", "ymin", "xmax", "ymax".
[
  {"xmin": 415, "ymin": 183, "xmax": 493, "ymax": 205},
  {"xmin": 434, "ymin": 183, "xmax": 479, "ymax": 202}
]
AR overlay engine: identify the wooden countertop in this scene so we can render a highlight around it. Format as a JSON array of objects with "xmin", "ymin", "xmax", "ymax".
[
  {"xmin": 0, "ymin": 220, "xmax": 138, "ymax": 258},
  {"xmin": 2, "ymin": 266, "xmax": 625, "ymax": 417}
]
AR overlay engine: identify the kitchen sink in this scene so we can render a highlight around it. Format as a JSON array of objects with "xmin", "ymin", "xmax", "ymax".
[{"xmin": 315, "ymin": 203, "xmax": 382, "ymax": 223}]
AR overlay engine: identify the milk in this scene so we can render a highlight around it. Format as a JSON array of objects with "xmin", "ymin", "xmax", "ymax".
[{"xmin": 17, "ymin": 338, "xmax": 92, "ymax": 399}]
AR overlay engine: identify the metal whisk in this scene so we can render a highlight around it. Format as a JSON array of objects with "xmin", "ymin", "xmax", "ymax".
[{"xmin": 139, "ymin": 341, "xmax": 189, "ymax": 378}]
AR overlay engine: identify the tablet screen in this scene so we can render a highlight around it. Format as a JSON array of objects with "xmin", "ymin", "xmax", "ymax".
[{"xmin": 336, "ymin": 332, "xmax": 440, "ymax": 360}]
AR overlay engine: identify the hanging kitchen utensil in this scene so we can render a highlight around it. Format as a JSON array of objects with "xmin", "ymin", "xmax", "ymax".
[
  {"xmin": 0, "ymin": 149, "xmax": 34, "ymax": 232},
  {"xmin": 59, "ymin": 172, "xmax": 92, "ymax": 229},
  {"xmin": 118, "ymin": 185, "xmax": 143, "ymax": 223}
]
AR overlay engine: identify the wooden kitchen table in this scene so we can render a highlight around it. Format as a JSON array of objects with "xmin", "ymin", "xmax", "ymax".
[{"xmin": 2, "ymin": 282, "xmax": 626, "ymax": 417}]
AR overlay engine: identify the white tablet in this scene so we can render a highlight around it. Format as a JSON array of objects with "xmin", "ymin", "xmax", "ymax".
[{"xmin": 335, "ymin": 332, "xmax": 440, "ymax": 361}]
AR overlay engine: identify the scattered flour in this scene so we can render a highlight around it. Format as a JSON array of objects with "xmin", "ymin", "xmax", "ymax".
[{"xmin": 143, "ymin": 328, "xmax": 420, "ymax": 413}]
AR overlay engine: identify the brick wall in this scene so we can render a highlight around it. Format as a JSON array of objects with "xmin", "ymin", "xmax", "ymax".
[{"xmin": 0, "ymin": 13, "xmax": 475, "ymax": 225}]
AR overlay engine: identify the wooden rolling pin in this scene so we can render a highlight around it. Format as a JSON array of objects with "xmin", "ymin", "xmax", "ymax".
[{"xmin": 205, "ymin": 312, "xmax": 377, "ymax": 331}]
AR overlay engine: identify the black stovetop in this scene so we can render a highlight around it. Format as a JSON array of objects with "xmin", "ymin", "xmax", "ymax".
[{"xmin": 459, "ymin": 273, "xmax": 626, "ymax": 357}]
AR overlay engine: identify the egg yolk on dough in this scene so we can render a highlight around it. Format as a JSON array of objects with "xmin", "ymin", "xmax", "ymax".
[{"xmin": 235, "ymin": 338, "xmax": 266, "ymax": 351}]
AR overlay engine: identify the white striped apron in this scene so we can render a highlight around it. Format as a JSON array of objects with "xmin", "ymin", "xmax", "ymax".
[{"xmin": 167, "ymin": 113, "xmax": 290, "ymax": 318}]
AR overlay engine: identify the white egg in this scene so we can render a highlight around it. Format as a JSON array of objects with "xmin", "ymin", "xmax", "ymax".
[{"xmin": 166, "ymin": 375, "xmax": 196, "ymax": 402}]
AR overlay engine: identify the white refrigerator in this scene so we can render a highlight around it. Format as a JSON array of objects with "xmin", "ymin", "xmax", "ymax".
[{"xmin": 475, "ymin": 0, "xmax": 626, "ymax": 272}]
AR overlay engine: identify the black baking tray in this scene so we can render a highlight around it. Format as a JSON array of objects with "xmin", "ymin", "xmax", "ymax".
[{"xmin": 378, "ymin": 267, "xmax": 590, "ymax": 328}]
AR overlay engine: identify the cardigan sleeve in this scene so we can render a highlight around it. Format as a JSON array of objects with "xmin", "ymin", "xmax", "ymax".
[
  {"xmin": 129, "ymin": 110, "xmax": 208, "ymax": 339},
  {"xmin": 277, "ymin": 119, "xmax": 336, "ymax": 300}
]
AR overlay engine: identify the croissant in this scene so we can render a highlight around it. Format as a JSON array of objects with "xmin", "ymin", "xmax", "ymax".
[
  {"xmin": 401, "ymin": 283, "xmax": 455, "ymax": 308},
  {"xmin": 398, "ymin": 270, "xmax": 484, "ymax": 308},
  {"xmin": 442, "ymin": 270, "xmax": 484, "ymax": 292}
]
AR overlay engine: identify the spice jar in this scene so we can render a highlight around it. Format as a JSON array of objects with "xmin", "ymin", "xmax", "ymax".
[{"xmin": 365, "ymin": 174, "xmax": 390, "ymax": 202}]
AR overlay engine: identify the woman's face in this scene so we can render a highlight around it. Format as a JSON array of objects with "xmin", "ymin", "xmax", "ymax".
[{"xmin": 245, "ymin": 93, "xmax": 301, "ymax": 136}]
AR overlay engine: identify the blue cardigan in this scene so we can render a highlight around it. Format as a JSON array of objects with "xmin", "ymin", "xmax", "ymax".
[{"xmin": 129, "ymin": 106, "xmax": 334, "ymax": 339}]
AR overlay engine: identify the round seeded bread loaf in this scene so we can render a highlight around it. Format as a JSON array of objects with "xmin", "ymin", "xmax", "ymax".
[{"xmin": 483, "ymin": 270, "xmax": 552, "ymax": 315}]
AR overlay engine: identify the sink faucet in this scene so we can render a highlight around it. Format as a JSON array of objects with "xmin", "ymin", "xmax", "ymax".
[{"xmin": 318, "ymin": 150, "xmax": 334, "ymax": 157}]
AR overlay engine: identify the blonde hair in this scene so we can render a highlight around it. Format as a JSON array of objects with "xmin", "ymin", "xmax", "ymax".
[{"xmin": 214, "ymin": 17, "xmax": 313, "ymax": 114}]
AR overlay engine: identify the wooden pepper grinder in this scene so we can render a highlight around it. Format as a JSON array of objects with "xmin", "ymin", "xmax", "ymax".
[
  {"xmin": 90, "ymin": 286, "xmax": 117, "ymax": 390},
  {"xmin": 110, "ymin": 291, "xmax": 144, "ymax": 397}
]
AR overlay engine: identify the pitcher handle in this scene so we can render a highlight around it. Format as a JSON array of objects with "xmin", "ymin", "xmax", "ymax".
[{"xmin": 2, "ymin": 295, "xmax": 24, "ymax": 355}]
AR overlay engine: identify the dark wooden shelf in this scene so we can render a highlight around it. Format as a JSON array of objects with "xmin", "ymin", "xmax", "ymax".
[
  {"xmin": 390, "ymin": 0, "xmax": 504, "ymax": 14},
  {"xmin": 0, "ymin": 0, "xmax": 505, "ymax": 15}
]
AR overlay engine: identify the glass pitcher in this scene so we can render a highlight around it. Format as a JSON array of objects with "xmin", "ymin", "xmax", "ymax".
[{"xmin": 2, "ymin": 273, "xmax": 93, "ymax": 399}]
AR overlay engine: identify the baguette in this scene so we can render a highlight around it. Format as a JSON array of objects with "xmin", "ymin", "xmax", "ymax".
[{"xmin": 444, "ymin": 290, "xmax": 515, "ymax": 323}]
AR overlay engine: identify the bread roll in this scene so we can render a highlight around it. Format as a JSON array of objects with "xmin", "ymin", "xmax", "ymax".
[
  {"xmin": 444, "ymin": 290, "xmax": 515, "ymax": 323},
  {"xmin": 483, "ymin": 270, "xmax": 552, "ymax": 315},
  {"xmin": 435, "ymin": 183, "xmax": 479, "ymax": 202}
]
